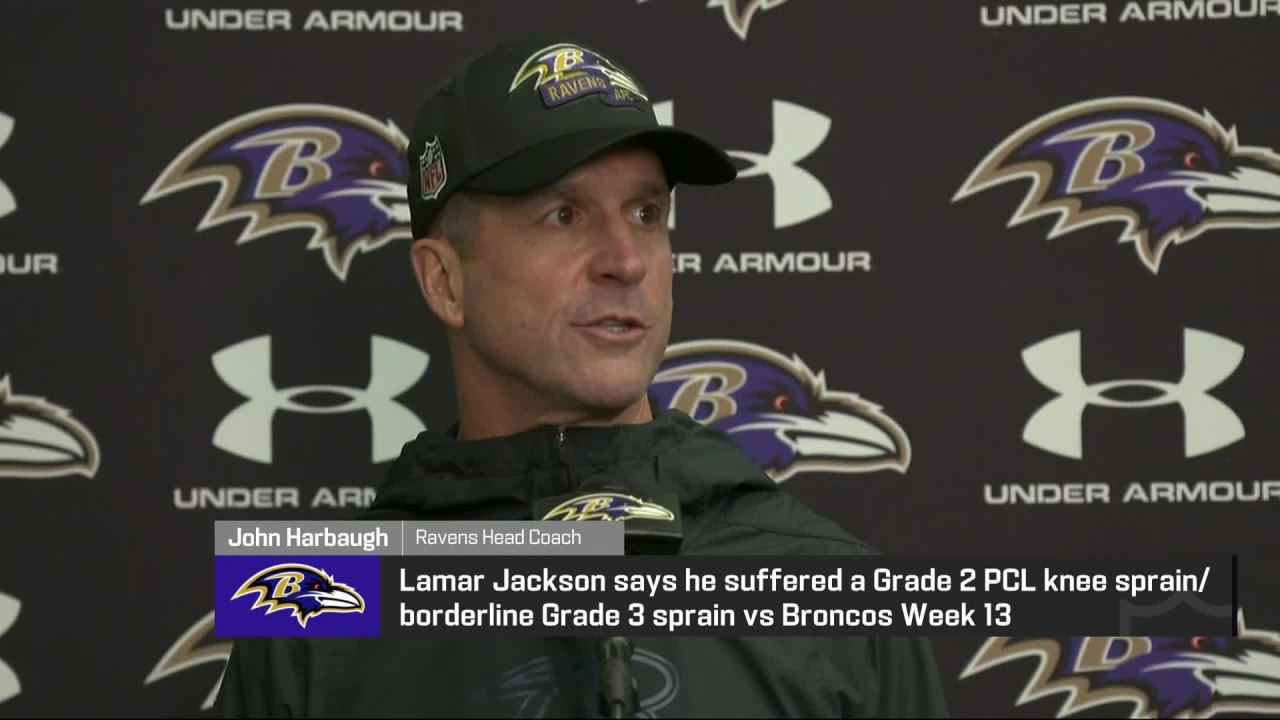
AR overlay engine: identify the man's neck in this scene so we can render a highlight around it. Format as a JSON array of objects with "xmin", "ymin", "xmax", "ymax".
[{"xmin": 454, "ymin": 393, "xmax": 655, "ymax": 441}]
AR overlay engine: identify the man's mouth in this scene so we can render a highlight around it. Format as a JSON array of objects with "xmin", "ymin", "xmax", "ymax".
[
  {"xmin": 595, "ymin": 320, "xmax": 638, "ymax": 333},
  {"xmin": 578, "ymin": 316, "xmax": 647, "ymax": 333}
]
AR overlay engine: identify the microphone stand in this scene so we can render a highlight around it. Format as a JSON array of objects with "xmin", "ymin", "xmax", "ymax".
[{"xmin": 597, "ymin": 636, "xmax": 639, "ymax": 719}]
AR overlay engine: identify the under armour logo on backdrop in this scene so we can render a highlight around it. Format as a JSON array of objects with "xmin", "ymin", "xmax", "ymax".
[
  {"xmin": 1021, "ymin": 328, "xmax": 1245, "ymax": 459},
  {"xmin": 654, "ymin": 99, "xmax": 832, "ymax": 230},
  {"xmin": 0, "ymin": 113, "xmax": 14, "ymax": 219},
  {"xmin": 211, "ymin": 335, "xmax": 429, "ymax": 464},
  {"xmin": 0, "ymin": 592, "xmax": 20, "ymax": 705}
]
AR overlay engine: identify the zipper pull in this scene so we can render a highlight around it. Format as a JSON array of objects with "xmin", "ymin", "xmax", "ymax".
[{"xmin": 555, "ymin": 426, "xmax": 570, "ymax": 491}]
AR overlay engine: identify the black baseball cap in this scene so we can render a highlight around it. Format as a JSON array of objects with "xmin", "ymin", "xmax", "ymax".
[{"xmin": 405, "ymin": 39, "xmax": 738, "ymax": 238}]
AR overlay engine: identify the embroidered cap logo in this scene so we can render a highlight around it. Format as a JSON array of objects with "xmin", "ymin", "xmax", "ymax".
[
  {"xmin": 509, "ymin": 43, "xmax": 647, "ymax": 109},
  {"xmin": 418, "ymin": 136, "xmax": 447, "ymax": 201}
]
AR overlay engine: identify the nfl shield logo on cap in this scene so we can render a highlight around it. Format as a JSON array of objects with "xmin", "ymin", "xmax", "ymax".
[{"xmin": 418, "ymin": 136, "xmax": 447, "ymax": 201}]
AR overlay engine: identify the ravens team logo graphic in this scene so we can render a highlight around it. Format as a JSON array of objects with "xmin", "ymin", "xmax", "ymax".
[
  {"xmin": 955, "ymin": 96, "xmax": 1280, "ymax": 273},
  {"xmin": 961, "ymin": 610, "xmax": 1280, "ymax": 718},
  {"xmin": 509, "ymin": 42, "xmax": 647, "ymax": 109},
  {"xmin": 144, "ymin": 611, "xmax": 230, "ymax": 711},
  {"xmin": 712, "ymin": 0, "xmax": 791, "ymax": 39},
  {"xmin": 540, "ymin": 492, "xmax": 676, "ymax": 522},
  {"xmin": 140, "ymin": 104, "xmax": 411, "ymax": 281},
  {"xmin": 651, "ymin": 340, "xmax": 909, "ymax": 483},
  {"xmin": 0, "ymin": 375, "xmax": 99, "ymax": 479},
  {"xmin": 231, "ymin": 563, "xmax": 365, "ymax": 628},
  {"xmin": 637, "ymin": 0, "xmax": 791, "ymax": 40}
]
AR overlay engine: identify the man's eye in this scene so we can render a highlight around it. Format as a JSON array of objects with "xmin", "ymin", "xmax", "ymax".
[
  {"xmin": 636, "ymin": 204, "xmax": 660, "ymax": 224},
  {"xmin": 548, "ymin": 206, "xmax": 575, "ymax": 225}
]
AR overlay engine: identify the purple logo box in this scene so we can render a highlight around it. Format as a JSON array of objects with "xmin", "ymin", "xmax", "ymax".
[{"xmin": 215, "ymin": 555, "xmax": 381, "ymax": 637}]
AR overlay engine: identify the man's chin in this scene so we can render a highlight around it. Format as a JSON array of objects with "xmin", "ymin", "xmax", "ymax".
[
  {"xmin": 576, "ymin": 390, "xmax": 650, "ymax": 415},
  {"xmin": 558, "ymin": 346, "xmax": 663, "ymax": 408},
  {"xmin": 568, "ymin": 374, "xmax": 653, "ymax": 414}
]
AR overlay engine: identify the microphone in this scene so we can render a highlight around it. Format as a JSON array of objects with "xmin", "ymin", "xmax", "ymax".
[
  {"xmin": 532, "ymin": 488, "xmax": 683, "ymax": 555},
  {"xmin": 597, "ymin": 636, "xmax": 638, "ymax": 718},
  {"xmin": 533, "ymin": 487, "xmax": 684, "ymax": 718}
]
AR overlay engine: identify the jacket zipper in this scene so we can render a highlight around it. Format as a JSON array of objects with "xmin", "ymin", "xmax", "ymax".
[{"xmin": 555, "ymin": 426, "xmax": 570, "ymax": 493}]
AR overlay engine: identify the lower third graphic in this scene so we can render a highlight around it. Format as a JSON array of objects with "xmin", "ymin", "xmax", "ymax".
[{"xmin": 215, "ymin": 556, "xmax": 380, "ymax": 637}]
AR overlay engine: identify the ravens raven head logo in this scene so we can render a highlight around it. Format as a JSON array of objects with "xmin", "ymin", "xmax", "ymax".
[
  {"xmin": 638, "ymin": 0, "xmax": 791, "ymax": 40},
  {"xmin": 0, "ymin": 375, "xmax": 99, "ymax": 479},
  {"xmin": 955, "ymin": 97, "xmax": 1280, "ymax": 273},
  {"xmin": 651, "ymin": 340, "xmax": 910, "ymax": 483},
  {"xmin": 140, "ymin": 104, "xmax": 411, "ymax": 281},
  {"xmin": 540, "ymin": 492, "xmax": 676, "ymax": 522},
  {"xmin": 144, "ymin": 611, "xmax": 230, "ymax": 711},
  {"xmin": 231, "ymin": 563, "xmax": 364, "ymax": 628},
  {"xmin": 473, "ymin": 650, "xmax": 680, "ymax": 718},
  {"xmin": 510, "ymin": 43, "xmax": 646, "ymax": 109},
  {"xmin": 712, "ymin": 0, "xmax": 791, "ymax": 39},
  {"xmin": 961, "ymin": 610, "xmax": 1280, "ymax": 718}
]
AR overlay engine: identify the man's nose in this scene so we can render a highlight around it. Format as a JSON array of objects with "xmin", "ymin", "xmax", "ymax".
[{"xmin": 589, "ymin": 216, "xmax": 647, "ymax": 285}]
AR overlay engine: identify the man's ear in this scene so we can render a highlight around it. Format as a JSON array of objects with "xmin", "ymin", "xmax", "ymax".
[{"xmin": 410, "ymin": 237, "xmax": 465, "ymax": 329}]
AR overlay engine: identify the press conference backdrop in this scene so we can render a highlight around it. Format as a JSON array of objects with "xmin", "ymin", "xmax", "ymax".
[{"xmin": 1, "ymin": 0, "xmax": 1278, "ymax": 716}]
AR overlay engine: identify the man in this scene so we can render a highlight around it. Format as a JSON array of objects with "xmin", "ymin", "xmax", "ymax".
[{"xmin": 216, "ymin": 39, "xmax": 948, "ymax": 718}]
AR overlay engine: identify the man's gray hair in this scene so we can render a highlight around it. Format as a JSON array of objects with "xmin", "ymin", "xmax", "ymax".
[{"xmin": 425, "ymin": 190, "xmax": 478, "ymax": 259}]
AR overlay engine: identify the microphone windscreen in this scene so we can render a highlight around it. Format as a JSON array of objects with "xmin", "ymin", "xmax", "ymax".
[{"xmin": 532, "ymin": 489, "xmax": 683, "ymax": 555}]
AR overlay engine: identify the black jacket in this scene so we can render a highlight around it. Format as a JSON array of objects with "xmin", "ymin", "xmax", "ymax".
[{"xmin": 216, "ymin": 410, "xmax": 949, "ymax": 718}]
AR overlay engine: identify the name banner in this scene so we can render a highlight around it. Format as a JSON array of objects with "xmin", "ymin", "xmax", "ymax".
[
  {"xmin": 215, "ymin": 520, "xmax": 626, "ymax": 556},
  {"xmin": 213, "ymin": 552, "xmax": 1236, "ymax": 638}
]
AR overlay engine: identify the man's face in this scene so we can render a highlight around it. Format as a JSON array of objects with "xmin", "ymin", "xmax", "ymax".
[{"xmin": 456, "ymin": 145, "xmax": 674, "ymax": 419}]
